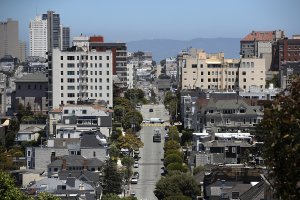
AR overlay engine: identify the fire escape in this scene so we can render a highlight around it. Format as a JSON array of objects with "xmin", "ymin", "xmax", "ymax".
[{"xmin": 78, "ymin": 54, "xmax": 88, "ymax": 102}]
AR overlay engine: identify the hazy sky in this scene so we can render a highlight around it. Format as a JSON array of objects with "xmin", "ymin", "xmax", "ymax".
[{"xmin": 1, "ymin": 0, "xmax": 299, "ymax": 43}]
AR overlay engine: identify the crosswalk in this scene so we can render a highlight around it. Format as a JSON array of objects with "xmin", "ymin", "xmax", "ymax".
[{"xmin": 141, "ymin": 123, "xmax": 169, "ymax": 127}]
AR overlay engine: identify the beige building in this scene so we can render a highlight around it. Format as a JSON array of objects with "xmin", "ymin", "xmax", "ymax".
[
  {"xmin": 0, "ymin": 18, "xmax": 19, "ymax": 59},
  {"xmin": 181, "ymin": 49, "xmax": 265, "ymax": 91},
  {"xmin": 19, "ymin": 41, "xmax": 26, "ymax": 62}
]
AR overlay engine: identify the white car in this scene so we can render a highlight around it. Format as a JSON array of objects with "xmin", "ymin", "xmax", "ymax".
[
  {"xmin": 134, "ymin": 161, "xmax": 139, "ymax": 168},
  {"xmin": 131, "ymin": 177, "xmax": 138, "ymax": 184},
  {"xmin": 142, "ymin": 119, "xmax": 150, "ymax": 123}
]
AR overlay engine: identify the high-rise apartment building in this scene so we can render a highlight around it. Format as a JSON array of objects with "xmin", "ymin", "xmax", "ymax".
[
  {"xmin": 272, "ymin": 37, "xmax": 300, "ymax": 71},
  {"xmin": 29, "ymin": 16, "xmax": 48, "ymax": 58},
  {"xmin": 49, "ymin": 48, "xmax": 113, "ymax": 109},
  {"xmin": 60, "ymin": 26, "xmax": 70, "ymax": 51},
  {"xmin": 0, "ymin": 18, "xmax": 19, "ymax": 59},
  {"xmin": 240, "ymin": 30, "xmax": 284, "ymax": 58},
  {"xmin": 19, "ymin": 41, "xmax": 27, "ymax": 62},
  {"xmin": 89, "ymin": 36, "xmax": 128, "ymax": 87},
  {"xmin": 180, "ymin": 49, "xmax": 266, "ymax": 91},
  {"xmin": 42, "ymin": 11, "xmax": 60, "ymax": 51}
]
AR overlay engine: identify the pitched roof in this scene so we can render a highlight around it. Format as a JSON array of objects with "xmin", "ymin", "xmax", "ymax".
[
  {"xmin": 240, "ymin": 180, "xmax": 265, "ymax": 200},
  {"xmin": 14, "ymin": 73, "xmax": 47, "ymax": 83},
  {"xmin": 48, "ymin": 155, "xmax": 104, "ymax": 168},
  {"xmin": 241, "ymin": 31, "xmax": 274, "ymax": 42}
]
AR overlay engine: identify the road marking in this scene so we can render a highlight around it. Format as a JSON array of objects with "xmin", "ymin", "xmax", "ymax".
[{"xmin": 141, "ymin": 123, "xmax": 169, "ymax": 127}]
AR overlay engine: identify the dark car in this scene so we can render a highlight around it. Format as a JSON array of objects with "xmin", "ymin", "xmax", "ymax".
[{"xmin": 133, "ymin": 172, "xmax": 139, "ymax": 179}]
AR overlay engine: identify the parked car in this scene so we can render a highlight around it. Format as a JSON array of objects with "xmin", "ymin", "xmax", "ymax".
[
  {"xmin": 134, "ymin": 161, "xmax": 139, "ymax": 168},
  {"xmin": 133, "ymin": 172, "xmax": 139, "ymax": 179},
  {"xmin": 131, "ymin": 177, "xmax": 138, "ymax": 184}
]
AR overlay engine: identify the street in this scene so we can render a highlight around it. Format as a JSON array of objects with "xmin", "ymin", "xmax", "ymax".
[{"xmin": 130, "ymin": 103, "xmax": 169, "ymax": 200}]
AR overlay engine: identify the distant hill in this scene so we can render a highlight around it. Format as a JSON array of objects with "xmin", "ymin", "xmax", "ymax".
[{"xmin": 127, "ymin": 38, "xmax": 241, "ymax": 62}]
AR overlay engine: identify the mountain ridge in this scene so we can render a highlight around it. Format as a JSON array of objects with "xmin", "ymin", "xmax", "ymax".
[{"xmin": 127, "ymin": 37, "xmax": 241, "ymax": 62}]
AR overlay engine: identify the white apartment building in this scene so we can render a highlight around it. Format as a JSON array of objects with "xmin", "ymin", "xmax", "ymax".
[
  {"xmin": 51, "ymin": 48, "xmax": 113, "ymax": 109},
  {"xmin": 29, "ymin": 16, "xmax": 47, "ymax": 58},
  {"xmin": 239, "ymin": 58, "xmax": 266, "ymax": 90},
  {"xmin": 126, "ymin": 63, "xmax": 135, "ymax": 89},
  {"xmin": 181, "ymin": 50, "xmax": 266, "ymax": 91}
]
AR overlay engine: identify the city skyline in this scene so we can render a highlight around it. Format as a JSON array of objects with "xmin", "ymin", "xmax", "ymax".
[{"xmin": 1, "ymin": 0, "xmax": 300, "ymax": 43}]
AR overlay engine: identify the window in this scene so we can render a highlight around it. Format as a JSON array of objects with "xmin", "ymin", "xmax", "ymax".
[
  {"xmin": 107, "ymin": 86, "xmax": 109, "ymax": 90},
  {"xmin": 67, "ymin": 63, "xmax": 75, "ymax": 68},
  {"xmin": 90, "ymin": 71, "xmax": 93, "ymax": 75},
  {"xmin": 99, "ymin": 78, "xmax": 102, "ymax": 82},
  {"xmin": 99, "ymin": 71, "xmax": 102, "ymax": 75},
  {"xmin": 107, "ymin": 93, "xmax": 110, "ymax": 97},
  {"xmin": 107, "ymin": 63, "xmax": 109, "ymax": 68},
  {"xmin": 67, "ymin": 78, "xmax": 75, "ymax": 83},
  {"xmin": 67, "ymin": 56, "xmax": 75, "ymax": 60},
  {"xmin": 107, "ymin": 78, "xmax": 109, "ymax": 83},
  {"xmin": 242, "ymin": 71, "xmax": 246, "ymax": 75},
  {"xmin": 27, "ymin": 150, "xmax": 31, "ymax": 157},
  {"xmin": 67, "ymin": 86, "xmax": 75, "ymax": 90},
  {"xmin": 243, "ymin": 78, "xmax": 246, "ymax": 82},
  {"xmin": 208, "ymin": 71, "xmax": 210, "ymax": 75},
  {"xmin": 99, "ymin": 63, "xmax": 102, "ymax": 67},
  {"xmin": 210, "ymin": 119, "xmax": 214, "ymax": 123},
  {"xmin": 82, "ymin": 110, "xmax": 87, "ymax": 114},
  {"xmin": 61, "ymin": 78, "xmax": 64, "ymax": 83},
  {"xmin": 93, "ymin": 151, "xmax": 96, "ymax": 157},
  {"xmin": 99, "ymin": 56, "xmax": 102, "ymax": 60},
  {"xmin": 226, "ymin": 118, "xmax": 231, "ymax": 124},
  {"xmin": 67, "ymin": 71, "xmax": 75, "ymax": 75},
  {"xmin": 61, "ymin": 86, "xmax": 64, "ymax": 90},
  {"xmin": 95, "ymin": 71, "xmax": 97, "ymax": 75},
  {"xmin": 61, "ymin": 56, "xmax": 63, "ymax": 60},
  {"xmin": 61, "ymin": 63, "xmax": 63, "ymax": 68},
  {"xmin": 232, "ymin": 147, "xmax": 236, "ymax": 153},
  {"xmin": 67, "ymin": 93, "xmax": 75, "ymax": 97},
  {"xmin": 208, "ymin": 78, "xmax": 211, "ymax": 82},
  {"xmin": 192, "ymin": 64, "xmax": 197, "ymax": 68},
  {"xmin": 107, "ymin": 71, "xmax": 109, "ymax": 75},
  {"xmin": 64, "ymin": 110, "xmax": 69, "ymax": 114},
  {"xmin": 201, "ymin": 71, "xmax": 204, "ymax": 75},
  {"xmin": 106, "ymin": 56, "xmax": 110, "ymax": 60}
]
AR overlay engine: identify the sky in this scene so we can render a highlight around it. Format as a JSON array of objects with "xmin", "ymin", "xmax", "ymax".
[{"xmin": 0, "ymin": 0, "xmax": 299, "ymax": 43}]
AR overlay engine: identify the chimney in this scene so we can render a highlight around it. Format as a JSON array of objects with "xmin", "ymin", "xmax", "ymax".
[{"xmin": 62, "ymin": 159, "xmax": 67, "ymax": 170}]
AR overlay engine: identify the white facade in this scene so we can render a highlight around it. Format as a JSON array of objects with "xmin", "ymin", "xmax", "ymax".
[
  {"xmin": 127, "ymin": 63, "xmax": 135, "ymax": 88},
  {"xmin": 29, "ymin": 16, "xmax": 47, "ymax": 58},
  {"xmin": 239, "ymin": 58, "xmax": 266, "ymax": 90},
  {"xmin": 52, "ymin": 48, "xmax": 113, "ymax": 109},
  {"xmin": 181, "ymin": 50, "xmax": 266, "ymax": 91}
]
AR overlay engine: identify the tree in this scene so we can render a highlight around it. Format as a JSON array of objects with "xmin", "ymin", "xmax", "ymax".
[
  {"xmin": 164, "ymin": 140, "xmax": 181, "ymax": 153},
  {"xmin": 102, "ymin": 193, "xmax": 121, "ymax": 200},
  {"xmin": 124, "ymin": 89, "xmax": 145, "ymax": 103},
  {"xmin": 121, "ymin": 156, "xmax": 135, "ymax": 180},
  {"xmin": 116, "ymin": 133, "xmax": 144, "ymax": 154},
  {"xmin": 102, "ymin": 159, "xmax": 123, "ymax": 194},
  {"xmin": 164, "ymin": 195, "xmax": 191, "ymax": 200},
  {"xmin": 154, "ymin": 173, "xmax": 200, "ymax": 200},
  {"xmin": 5, "ymin": 118, "xmax": 20, "ymax": 148},
  {"xmin": 121, "ymin": 111, "xmax": 143, "ymax": 131},
  {"xmin": 0, "ymin": 171, "xmax": 32, "ymax": 200},
  {"xmin": 164, "ymin": 154, "xmax": 183, "ymax": 167},
  {"xmin": 37, "ymin": 192, "xmax": 60, "ymax": 200},
  {"xmin": 181, "ymin": 129, "xmax": 194, "ymax": 146},
  {"xmin": 168, "ymin": 126, "xmax": 180, "ymax": 143},
  {"xmin": 109, "ymin": 143, "xmax": 120, "ymax": 160},
  {"xmin": 256, "ymin": 76, "xmax": 300, "ymax": 199},
  {"xmin": 114, "ymin": 97, "xmax": 134, "ymax": 112},
  {"xmin": 167, "ymin": 162, "xmax": 188, "ymax": 173}
]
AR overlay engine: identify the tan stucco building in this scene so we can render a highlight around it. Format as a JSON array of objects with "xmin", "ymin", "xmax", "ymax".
[{"xmin": 180, "ymin": 49, "xmax": 265, "ymax": 91}]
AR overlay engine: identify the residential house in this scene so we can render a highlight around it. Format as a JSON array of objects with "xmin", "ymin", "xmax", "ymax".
[
  {"xmin": 14, "ymin": 73, "xmax": 48, "ymax": 114},
  {"xmin": 49, "ymin": 104, "xmax": 112, "ymax": 138},
  {"xmin": 15, "ymin": 126, "xmax": 42, "ymax": 144},
  {"xmin": 47, "ymin": 155, "xmax": 104, "ymax": 178},
  {"xmin": 27, "ymin": 177, "xmax": 97, "ymax": 199},
  {"xmin": 26, "ymin": 132, "xmax": 108, "ymax": 171}
]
